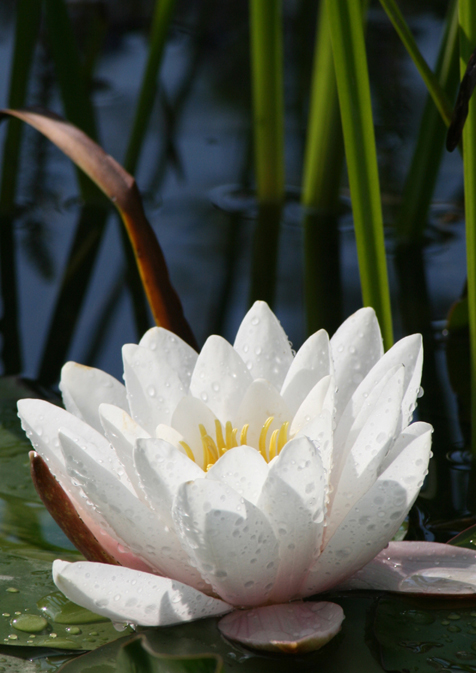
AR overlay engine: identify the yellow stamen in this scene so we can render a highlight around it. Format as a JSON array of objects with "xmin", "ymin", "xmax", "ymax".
[
  {"xmin": 199, "ymin": 424, "xmax": 219, "ymax": 465},
  {"xmin": 215, "ymin": 420, "xmax": 225, "ymax": 452},
  {"xmin": 277, "ymin": 421, "xmax": 289, "ymax": 454},
  {"xmin": 179, "ymin": 441, "xmax": 196, "ymax": 462},
  {"xmin": 259, "ymin": 416, "xmax": 274, "ymax": 460},
  {"xmin": 240, "ymin": 424, "xmax": 249, "ymax": 446},
  {"xmin": 225, "ymin": 421, "xmax": 238, "ymax": 450},
  {"xmin": 206, "ymin": 463, "xmax": 214, "ymax": 472},
  {"xmin": 268, "ymin": 429, "xmax": 279, "ymax": 460}
]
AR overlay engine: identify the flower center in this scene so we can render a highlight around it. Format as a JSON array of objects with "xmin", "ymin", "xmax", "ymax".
[{"xmin": 180, "ymin": 417, "xmax": 289, "ymax": 471}]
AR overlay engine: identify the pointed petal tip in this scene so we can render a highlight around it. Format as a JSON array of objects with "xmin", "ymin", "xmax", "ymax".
[{"xmin": 218, "ymin": 602, "xmax": 344, "ymax": 654}]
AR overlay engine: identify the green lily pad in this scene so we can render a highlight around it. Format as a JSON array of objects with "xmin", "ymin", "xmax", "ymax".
[
  {"xmin": 374, "ymin": 594, "xmax": 476, "ymax": 672},
  {"xmin": 57, "ymin": 595, "xmax": 383, "ymax": 673},
  {"xmin": 0, "ymin": 551, "xmax": 133, "ymax": 651}
]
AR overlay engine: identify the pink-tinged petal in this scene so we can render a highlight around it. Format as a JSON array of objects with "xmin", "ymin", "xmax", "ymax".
[
  {"xmin": 60, "ymin": 431, "xmax": 208, "ymax": 591},
  {"xmin": 53, "ymin": 561, "xmax": 232, "ymax": 627},
  {"xmin": 122, "ymin": 344, "xmax": 185, "ymax": 434},
  {"xmin": 325, "ymin": 367, "xmax": 404, "ymax": 542},
  {"xmin": 330, "ymin": 307, "xmax": 383, "ymax": 423},
  {"xmin": 338, "ymin": 541, "xmax": 476, "ymax": 595},
  {"xmin": 258, "ymin": 436, "xmax": 327, "ymax": 603},
  {"xmin": 99, "ymin": 403, "xmax": 151, "ymax": 498},
  {"xmin": 173, "ymin": 479, "xmax": 279, "ymax": 606},
  {"xmin": 233, "ymin": 301, "xmax": 293, "ymax": 389},
  {"xmin": 281, "ymin": 329, "xmax": 333, "ymax": 416},
  {"xmin": 30, "ymin": 452, "xmax": 119, "ymax": 565},
  {"xmin": 139, "ymin": 326, "xmax": 198, "ymax": 390},
  {"xmin": 205, "ymin": 446, "xmax": 268, "ymax": 505},
  {"xmin": 134, "ymin": 438, "xmax": 203, "ymax": 518},
  {"xmin": 59, "ymin": 362, "xmax": 128, "ymax": 434},
  {"xmin": 218, "ymin": 601, "xmax": 344, "ymax": 654},
  {"xmin": 295, "ymin": 409, "xmax": 333, "ymax": 475},
  {"xmin": 300, "ymin": 423, "xmax": 432, "ymax": 597},
  {"xmin": 233, "ymin": 379, "xmax": 291, "ymax": 453},
  {"xmin": 290, "ymin": 375, "xmax": 334, "ymax": 436},
  {"xmin": 171, "ymin": 396, "xmax": 218, "ymax": 468},
  {"xmin": 189, "ymin": 335, "xmax": 252, "ymax": 424},
  {"xmin": 335, "ymin": 335, "xmax": 423, "ymax": 448}
]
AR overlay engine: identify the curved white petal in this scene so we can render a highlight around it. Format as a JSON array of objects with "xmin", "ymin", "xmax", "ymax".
[
  {"xmin": 299, "ymin": 422, "xmax": 432, "ymax": 597},
  {"xmin": 233, "ymin": 379, "xmax": 291, "ymax": 454},
  {"xmin": 330, "ymin": 307, "xmax": 383, "ymax": 423},
  {"xmin": 281, "ymin": 329, "xmax": 333, "ymax": 416},
  {"xmin": 99, "ymin": 403, "xmax": 151, "ymax": 498},
  {"xmin": 336, "ymin": 335, "xmax": 423, "ymax": 447},
  {"xmin": 218, "ymin": 601, "xmax": 344, "ymax": 654},
  {"xmin": 60, "ymin": 362, "xmax": 128, "ymax": 434},
  {"xmin": 325, "ymin": 367, "xmax": 405, "ymax": 541},
  {"xmin": 205, "ymin": 445, "xmax": 268, "ymax": 505},
  {"xmin": 295, "ymin": 409, "xmax": 333, "ymax": 476},
  {"xmin": 189, "ymin": 335, "xmax": 252, "ymax": 424},
  {"xmin": 173, "ymin": 479, "xmax": 279, "ymax": 606},
  {"xmin": 53, "ymin": 561, "xmax": 231, "ymax": 627},
  {"xmin": 60, "ymin": 431, "xmax": 208, "ymax": 591},
  {"xmin": 134, "ymin": 438, "xmax": 203, "ymax": 519},
  {"xmin": 122, "ymin": 344, "xmax": 185, "ymax": 434},
  {"xmin": 139, "ymin": 327, "xmax": 198, "ymax": 390},
  {"xmin": 290, "ymin": 375, "xmax": 334, "ymax": 436},
  {"xmin": 171, "ymin": 396, "xmax": 218, "ymax": 468},
  {"xmin": 233, "ymin": 301, "xmax": 293, "ymax": 389},
  {"xmin": 258, "ymin": 436, "xmax": 327, "ymax": 603},
  {"xmin": 337, "ymin": 541, "xmax": 476, "ymax": 594}
]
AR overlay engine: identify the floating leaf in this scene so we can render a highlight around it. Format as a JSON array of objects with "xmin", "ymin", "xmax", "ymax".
[
  {"xmin": 0, "ymin": 551, "xmax": 133, "ymax": 651},
  {"xmin": 374, "ymin": 594, "xmax": 476, "ymax": 672}
]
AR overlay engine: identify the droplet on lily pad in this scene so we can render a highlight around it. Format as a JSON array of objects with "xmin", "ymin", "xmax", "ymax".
[
  {"xmin": 6, "ymin": 588, "xmax": 19, "ymax": 594},
  {"xmin": 37, "ymin": 591, "xmax": 109, "ymax": 624},
  {"xmin": 11, "ymin": 614, "xmax": 48, "ymax": 633},
  {"xmin": 65, "ymin": 626, "xmax": 81, "ymax": 635}
]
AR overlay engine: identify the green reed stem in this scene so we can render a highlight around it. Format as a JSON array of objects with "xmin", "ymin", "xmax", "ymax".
[
  {"xmin": 458, "ymin": 0, "xmax": 476, "ymax": 456},
  {"xmin": 301, "ymin": 0, "xmax": 344, "ymax": 335},
  {"xmin": 327, "ymin": 0, "xmax": 393, "ymax": 349},
  {"xmin": 396, "ymin": 0, "xmax": 459, "ymax": 243},
  {"xmin": 124, "ymin": 0, "xmax": 177, "ymax": 174},
  {"xmin": 378, "ymin": 0, "xmax": 453, "ymax": 128},
  {"xmin": 248, "ymin": 0, "xmax": 285, "ymax": 306}
]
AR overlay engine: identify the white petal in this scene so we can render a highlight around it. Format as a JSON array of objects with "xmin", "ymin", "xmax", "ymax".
[
  {"xmin": 60, "ymin": 362, "xmax": 128, "ymax": 434},
  {"xmin": 233, "ymin": 379, "xmax": 291, "ymax": 454},
  {"xmin": 205, "ymin": 445, "xmax": 268, "ymax": 505},
  {"xmin": 189, "ymin": 335, "xmax": 252, "ymax": 424},
  {"xmin": 281, "ymin": 330, "xmax": 333, "ymax": 416},
  {"xmin": 59, "ymin": 431, "xmax": 208, "ymax": 591},
  {"xmin": 290, "ymin": 375, "xmax": 334, "ymax": 436},
  {"xmin": 134, "ymin": 438, "xmax": 203, "ymax": 519},
  {"xmin": 325, "ymin": 367, "xmax": 405, "ymax": 541},
  {"xmin": 299, "ymin": 422, "xmax": 432, "ymax": 597},
  {"xmin": 295, "ymin": 409, "xmax": 333, "ymax": 476},
  {"xmin": 336, "ymin": 335, "xmax": 423, "ymax": 446},
  {"xmin": 171, "ymin": 396, "xmax": 218, "ymax": 468},
  {"xmin": 337, "ymin": 541, "xmax": 476, "ymax": 594},
  {"xmin": 330, "ymin": 307, "xmax": 383, "ymax": 423},
  {"xmin": 53, "ymin": 561, "xmax": 231, "ymax": 627},
  {"xmin": 218, "ymin": 601, "xmax": 344, "ymax": 654},
  {"xmin": 258, "ymin": 436, "xmax": 327, "ymax": 603},
  {"xmin": 173, "ymin": 479, "xmax": 279, "ymax": 606},
  {"xmin": 122, "ymin": 344, "xmax": 185, "ymax": 434},
  {"xmin": 99, "ymin": 403, "xmax": 151, "ymax": 498},
  {"xmin": 233, "ymin": 301, "xmax": 293, "ymax": 389},
  {"xmin": 139, "ymin": 326, "xmax": 198, "ymax": 390}
]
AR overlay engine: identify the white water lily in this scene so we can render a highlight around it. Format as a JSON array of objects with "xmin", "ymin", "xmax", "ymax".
[{"xmin": 18, "ymin": 301, "xmax": 439, "ymax": 651}]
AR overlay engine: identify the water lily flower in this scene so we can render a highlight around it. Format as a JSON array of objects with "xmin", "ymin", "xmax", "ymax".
[{"xmin": 18, "ymin": 301, "xmax": 442, "ymax": 652}]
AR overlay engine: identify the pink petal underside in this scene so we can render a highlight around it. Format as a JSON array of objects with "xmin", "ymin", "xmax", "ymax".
[
  {"xmin": 218, "ymin": 601, "xmax": 344, "ymax": 654},
  {"xmin": 338, "ymin": 541, "xmax": 476, "ymax": 594}
]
